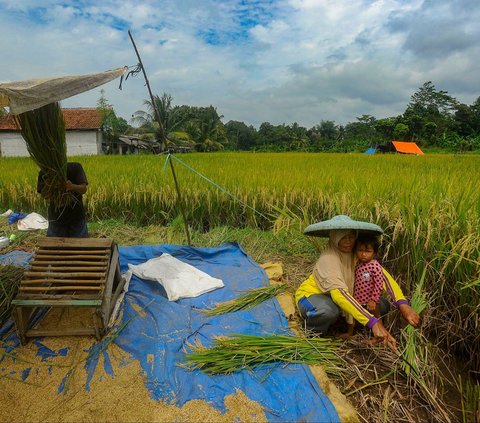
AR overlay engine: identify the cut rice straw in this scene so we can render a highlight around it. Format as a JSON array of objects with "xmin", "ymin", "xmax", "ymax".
[
  {"xmin": 183, "ymin": 333, "xmax": 343, "ymax": 376},
  {"xmin": 15, "ymin": 102, "xmax": 74, "ymax": 209},
  {"xmin": 198, "ymin": 283, "xmax": 288, "ymax": 316},
  {"xmin": 0, "ymin": 265, "xmax": 23, "ymax": 327}
]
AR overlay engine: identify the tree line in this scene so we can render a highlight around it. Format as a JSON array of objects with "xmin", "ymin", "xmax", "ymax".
[{"xmin": 98, "ymin": 82, "xmax": 480, "ymax": 153}]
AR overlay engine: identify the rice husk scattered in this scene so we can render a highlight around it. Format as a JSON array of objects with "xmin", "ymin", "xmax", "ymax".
[{"xmin": 0, "ymin": 310, "xmax": 266, "ymax": 422}]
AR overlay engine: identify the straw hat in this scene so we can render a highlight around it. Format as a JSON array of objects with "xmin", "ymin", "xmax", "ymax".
[{"xmin": 304, "ymin": 215, "xmax": 383, "ymax": 237}]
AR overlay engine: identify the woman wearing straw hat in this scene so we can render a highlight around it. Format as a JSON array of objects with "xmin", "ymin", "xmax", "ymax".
[{"xmin": 295, "ymin": 215, "xmax": 420, "ymax": 349}]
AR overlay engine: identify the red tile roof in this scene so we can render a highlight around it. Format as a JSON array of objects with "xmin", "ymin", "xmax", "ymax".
[{"xmin": 0, "ymin": 108, "xmax": 102, "ymax": 131}]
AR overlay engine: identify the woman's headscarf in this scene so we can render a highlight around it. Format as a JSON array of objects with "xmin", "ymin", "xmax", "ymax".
[{"xmin": 313, "ymin": 229, "xmax": 356, "ymax": 293}]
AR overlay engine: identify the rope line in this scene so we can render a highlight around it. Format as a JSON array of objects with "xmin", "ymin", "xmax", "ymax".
[{"xmin": 163, "ymin": 154, "xmax": 270, "ymax": 221}]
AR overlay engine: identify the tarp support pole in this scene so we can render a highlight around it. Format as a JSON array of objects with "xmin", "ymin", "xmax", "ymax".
[
  {"xmin": 127, "ymin": 30, "xmax": 166, "ymax": 146},
  {"xmin": 128, "ymin": 30, "xmax": 191, "ymax": 245},
  {"xmin": 168, "ymin": 156, "xmax": 192, "ymax": 245}
]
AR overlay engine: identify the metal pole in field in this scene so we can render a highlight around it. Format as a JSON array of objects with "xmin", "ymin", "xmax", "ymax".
[{"xmin": 127, "ymin": 30, "xmax": 192, "ymax": 245}]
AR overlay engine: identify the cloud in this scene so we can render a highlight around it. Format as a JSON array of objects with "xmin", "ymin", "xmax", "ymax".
[
  {"xmin": 386, "ymin": 0, "xmax": 480, "ymax": 60},
  {"xmin": 1, "ymin": 0, "xmax": 479, "ymax": 128}
]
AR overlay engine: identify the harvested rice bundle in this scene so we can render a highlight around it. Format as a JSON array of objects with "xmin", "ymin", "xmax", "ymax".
[
  {"xmin": 198, "ymin": 283, "xmax": 289, "ymax": 316},
  {"xmin": 400, "ymin": 268, "xmax": 429, "ymax": 377},
  {"xmin": 184, "ymin": 334, "xmax": 342, "ymax": 376},
  {"xmin": 0, "ymin": 265, "xmax": 23, "ymax": 326},
  {"xmin": 15, "ymin": 102, "xmax": 73, "ymax": 209}
]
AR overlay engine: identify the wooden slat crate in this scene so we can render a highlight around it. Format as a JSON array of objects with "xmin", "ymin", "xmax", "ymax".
[{"xmin": 12, "ymin": 237, "xmax": 126, "ymax": 344}]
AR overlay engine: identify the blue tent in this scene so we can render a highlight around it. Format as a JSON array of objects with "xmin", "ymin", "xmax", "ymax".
[{"xmin": 364, "ymin": 147, "xmax": 376, "ymax": 154}]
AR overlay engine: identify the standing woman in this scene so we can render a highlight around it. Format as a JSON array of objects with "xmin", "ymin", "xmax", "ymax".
[{"xmin": 295, "ymin": 215, "xmax": 420, "ymax": 349}]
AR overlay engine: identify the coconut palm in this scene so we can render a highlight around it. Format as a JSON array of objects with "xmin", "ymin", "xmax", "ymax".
[
  {"xmin": 131, "ymin": 93, "xmax": 187, "ymax": 151},
  {"xmin": 189, "ymin": 106, "xmax": 227, "ymax": 152}
]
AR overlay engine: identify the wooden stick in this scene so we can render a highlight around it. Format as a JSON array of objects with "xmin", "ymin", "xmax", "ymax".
[
  {"xmin": 128, "ymin": 30, "xmax": 192, "ymax": 245},
  {"xmin": 20, "ymin": 286, "xmax": 102, "ymax": 291},
  {"xmin": 127, "ymin": 30, "xmax": 166, "ymax": 146},
  {"xmin": 21, "ymin": 279, "xmax": 104, "ymax": 284},
  {"xmin": 169, "ymin": 157, "xmax": 191, "ymax": 245},
  {"xmin": 29, "ymin": 260, "xmax": 109, "ymax": 266},
  {"xmin": 29, "ymin": 266, "xmax": 107, "ymax": 271},
  {"xmin": 36, "ymin": 249, "xmax": 109, "ymax": 255},
  {"xmin": 24, "ymin": 271, "xmax": 105, "ymax": 278},
  {"xmin": 33, "ymin": 254, "xmax": 108, "ymax": 260}
]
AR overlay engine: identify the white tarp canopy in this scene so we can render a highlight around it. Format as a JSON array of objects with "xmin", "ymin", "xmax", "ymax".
[{"xmin": 0, "ymin": 67, "xmax": 127, "ymax": 115}]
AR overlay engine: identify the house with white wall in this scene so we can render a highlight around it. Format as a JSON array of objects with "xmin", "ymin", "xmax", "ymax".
[{"xmin": 0, "ymin": 108, "xmax": 103, "ymax": 157}]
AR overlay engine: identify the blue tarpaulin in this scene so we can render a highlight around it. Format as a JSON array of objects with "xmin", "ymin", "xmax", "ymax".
[
  {"xmin": 1, "ymin": 243, "xmax": 340, "ymax": 422},
  {"xmin": 364, "ymin": 147, "xmax": 376, "ymax": 155},
  {"xmin": 0, "ymin": 250, "xmax": 33, "ymax": 267}
]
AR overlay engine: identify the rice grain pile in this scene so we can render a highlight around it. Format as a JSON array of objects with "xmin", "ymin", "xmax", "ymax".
[{"xmin": 0, "ymin": 336, "xmax": 266, "ymax": 423}]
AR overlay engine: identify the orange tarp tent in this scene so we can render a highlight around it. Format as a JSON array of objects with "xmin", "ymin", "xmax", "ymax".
[{"xmin": 392, "ymin": 141, "xmax": 424, "ymax": 155}]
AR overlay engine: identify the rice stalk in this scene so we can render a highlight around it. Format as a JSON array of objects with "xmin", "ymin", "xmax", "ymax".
[
  {"xmin": 0, "ymin": 373, "xmax": 42, "ymax": 386},
  {"xmin": 1, "ymin": 152, "xmax": 479, "ymax": 373},
  {"xmin": 400, "ymin": 266, "xmax": 429, "ymax": 377},
  {"xmin": 395, "ymin": 266, "xmax": 452, "ymax": 422},
  {"xmin": 198, "ymin": 283, "xmax": 288, "ymax": 316},
  {"xmin": 459, "ymin": 375, "xmax": 480, "ymax": 423},
  {"xmin": 0, "ymin": 265, "xmax": 24, "ymax": 326},
  {"xmin": 336, "ymin": 337, "xmax": 455, "ymax": 423},
  {"xmin": 14, "ymin": 102, "xmax": 74, "ymax": 209},
  {"xmin": 183, "ymin": 334, "xmax": 343, "ymax": 376}
]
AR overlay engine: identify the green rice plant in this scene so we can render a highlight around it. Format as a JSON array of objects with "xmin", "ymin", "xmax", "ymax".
[
  {"xmin": 1, "ymin": 152, "xmax": 479, "ymax": 373},
  {"xmin": 198, "ymin": 283, "xmax": 288, "ymax": 316},
  {"xmin": 396, "ymin": 266, "xmax": 453, "ymax": 422},
  {"xmin": 183, "ymin": 333, "xmax": 342, "ymax": 376},
  {"xmin": 14, "ymin": 102, "xmax": 73, "ymax": 209},
  {"xmin": 459, "ymin": 375, "xmax": 480, "ymax": 423},
  {"xmin": 400, "ymin": 266, "xmax": 429, "ymax": 376}
]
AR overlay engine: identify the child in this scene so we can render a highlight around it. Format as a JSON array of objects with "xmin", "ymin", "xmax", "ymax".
[{"xmin": 345, "ymin": 233, "xmax": 384, "ymax": 337}]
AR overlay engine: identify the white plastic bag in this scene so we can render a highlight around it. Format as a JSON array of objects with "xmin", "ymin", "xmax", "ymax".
[
  {"xmin": 128, "ymin": 253, "xmax": 224, "ymax": 301},
  {"xmin": 17, "ymin": 212, "xmax": 48, "ymax": 231}
]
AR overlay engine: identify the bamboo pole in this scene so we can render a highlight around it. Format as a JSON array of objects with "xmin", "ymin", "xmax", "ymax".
[
  {"xmin": 168, "ymin": 156, "xmax": 192, "ymax": 245},
  {"xmin": 127, "ymin": 30, "xmax": 191, "ymax": 245},
  {"xmin": 127, "ymin": 30, "xmax": 166, "ymax": 147}
]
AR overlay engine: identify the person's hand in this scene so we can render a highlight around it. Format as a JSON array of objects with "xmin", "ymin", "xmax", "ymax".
[
  {"xmin": 399, "ymin": 303, "xmax": 420, "ymax": 327},
  {"xmin": 371, "ymin": 320, "xmax": 397, "ymax": 350},
  {"xmin": 65, "ymin": 180, "xmax": 74, "ymax": 191},
  {"xmin": 367, "ymin": 300, "xmax": 376, "ymax": 312}
]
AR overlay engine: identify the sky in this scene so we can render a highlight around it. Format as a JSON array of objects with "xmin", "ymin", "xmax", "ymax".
[{"xmin": 1, "ymin": 0, "xmax": 479, "ymax": 128}]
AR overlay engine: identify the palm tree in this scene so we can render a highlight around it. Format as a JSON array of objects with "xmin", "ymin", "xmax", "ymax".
[
  {"xmin": 131, "ymin": 93, "xmax": 186, "ymax": 151},
  {"xmin": 190, "ymin": 106, "xmax": 227, "ymax": 152}
]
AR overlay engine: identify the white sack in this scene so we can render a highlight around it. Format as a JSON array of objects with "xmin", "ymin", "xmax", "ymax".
[
  {"xmin": 17, "ymin": 212, "xmax": 48, "ymax": 231},
  {"xmin": 108, "ymin": 270, "xmax": 132, "ymax": 329},
  {"xmin": 128, "ymin": 254, "xmax": 224, "ymax": 301}
]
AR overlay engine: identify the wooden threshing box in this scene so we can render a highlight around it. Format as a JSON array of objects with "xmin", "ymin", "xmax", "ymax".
[{"xmin": 12, "ymin": 237, "xmax": 126, "ymax": 344}]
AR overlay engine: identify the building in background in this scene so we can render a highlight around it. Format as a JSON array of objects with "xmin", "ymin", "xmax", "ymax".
[{"xmin": 0, "ymin": 108, "xmax": 103, "ymax": 157}]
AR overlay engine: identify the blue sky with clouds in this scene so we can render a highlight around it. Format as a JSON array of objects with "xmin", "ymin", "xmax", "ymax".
[{"xmin": 1, "ymin": 0, "xmax": 479, "ymax": 128}]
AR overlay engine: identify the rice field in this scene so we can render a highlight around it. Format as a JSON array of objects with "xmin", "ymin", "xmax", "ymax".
[{"xmin": 1, "ymin": 152, "xmax": 479, "ymax": 375}]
